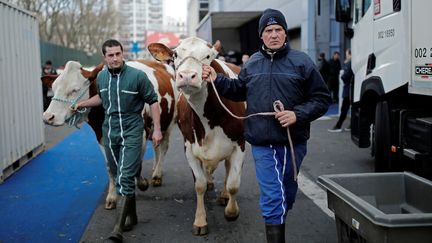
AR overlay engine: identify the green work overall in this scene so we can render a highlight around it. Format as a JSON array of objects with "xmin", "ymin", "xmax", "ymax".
[{"xmin": 97, "ymin": 63, "xmax": 157, "ymax": 196}]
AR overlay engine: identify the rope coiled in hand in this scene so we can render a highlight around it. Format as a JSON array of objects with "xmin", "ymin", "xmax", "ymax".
[{"xmin": 209, "ymin": 80, "xmax": 298, "ymax": 181}]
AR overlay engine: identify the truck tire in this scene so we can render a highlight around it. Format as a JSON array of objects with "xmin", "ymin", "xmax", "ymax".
[{"xmin": 374, "ymin": 101, "xmax": 391, "ymax": 172}]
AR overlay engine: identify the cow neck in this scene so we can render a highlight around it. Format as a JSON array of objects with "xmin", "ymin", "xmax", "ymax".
[{"xmin": 182, "ymin": 85, "xmax": 209, "ymax": 122}]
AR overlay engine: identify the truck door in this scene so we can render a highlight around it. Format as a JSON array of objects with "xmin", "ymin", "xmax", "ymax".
[
  {"xmin": 372, "ymin": 0, "xmax": 405, "ymax": 94},
  {"xmin": 351, "ymin": 0, "xmax": 373, "ymax": 103}
]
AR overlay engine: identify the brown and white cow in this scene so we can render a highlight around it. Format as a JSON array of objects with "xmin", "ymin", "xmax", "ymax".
[
  {"xmin": 149, "ymin": 37, "xmax": 246, "ymax": 235},
  {"xmin": 41, "ymin": 60, "xmax": 178, "ymax": 209}
]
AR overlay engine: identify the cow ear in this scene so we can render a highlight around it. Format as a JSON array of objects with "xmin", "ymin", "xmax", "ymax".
[
  {"xmin": 41, "ymin": 74, "xmax": 58, "ymax": 88},
  {"xmin": 148, "ymin": 43, "xmax": 173, "ymax": 62},
  {"xmin": 213, "ymin": 40, "xmax": 222, "ymax": 53},
  {"xmin": 85, "ymin": 63, "xmax": 104, "ymax": 81}
]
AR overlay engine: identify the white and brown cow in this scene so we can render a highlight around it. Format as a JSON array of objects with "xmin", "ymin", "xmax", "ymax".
[
  {"xmin": 42, "ymin": 60, "xmax": 178, "ymax": 209},
  {"xmin": 149, "ymin": 37, "xmax": 246, "ymax": 235}
]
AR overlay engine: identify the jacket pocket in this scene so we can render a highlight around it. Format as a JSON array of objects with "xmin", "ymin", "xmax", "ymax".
[{"xmin": 120, "ymin": 90, "xmax": 139, "ymax": 110}]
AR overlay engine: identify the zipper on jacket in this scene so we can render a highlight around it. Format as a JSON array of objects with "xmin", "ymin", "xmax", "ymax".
[{"xmin": 268, "ymin": 52, "xmax": 275, "ymax": 139}]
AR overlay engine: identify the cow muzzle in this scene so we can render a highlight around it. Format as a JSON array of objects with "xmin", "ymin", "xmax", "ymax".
[
  {"xmin": 176, "ymin": 70, "xmax": 201, "ymax": 89},
  {"xmin": 42, "ymin": 111, "xmax": 56, "ymax": 125}
]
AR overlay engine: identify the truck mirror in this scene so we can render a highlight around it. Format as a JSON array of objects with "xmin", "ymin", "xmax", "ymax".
[
  {"xmin": 335, "ymin": 0, "xmax": 351, "ymax": 23},
  {"xmin": 345, "ymin": 27, "xmax": 354, "ymax": 39}
]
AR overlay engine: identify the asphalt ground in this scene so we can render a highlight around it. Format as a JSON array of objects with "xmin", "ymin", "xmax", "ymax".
[{"xmin": 45, "ymin": 115, "xmax": 374, "ymax": 243}]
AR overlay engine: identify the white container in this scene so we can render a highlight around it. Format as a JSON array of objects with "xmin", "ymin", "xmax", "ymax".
[{"xmin": 0, "ymin": 1, "xmax": 44, "ymax": 182}]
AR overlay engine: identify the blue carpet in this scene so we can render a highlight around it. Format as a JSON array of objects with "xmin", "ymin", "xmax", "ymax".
[
  {"xmin": 0, "ymin": 124, "xmax": 108, "ymax": 243},
  {"xmin": 325, "ymin": 103, "xmax": 339, "ymax": 116}
]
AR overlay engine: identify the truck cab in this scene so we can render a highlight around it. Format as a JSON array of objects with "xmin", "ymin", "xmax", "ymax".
[{"xmin": 335, "ymin": 0, "xmax": 432, "ymax": 178}]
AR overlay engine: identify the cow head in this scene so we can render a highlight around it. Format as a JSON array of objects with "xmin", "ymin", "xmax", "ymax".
[
  {"xmin": 148, "ymin": 37, "xmax": 221, "ymax": 95},
  {"xmin": 42, "ymin": 61, "xmax": 100, "ymax": 126}
]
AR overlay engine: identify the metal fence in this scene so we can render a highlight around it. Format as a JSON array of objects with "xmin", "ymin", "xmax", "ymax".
[{"xmin": 40, "ymin": 41, "xmax": 102, "ymax": 69}]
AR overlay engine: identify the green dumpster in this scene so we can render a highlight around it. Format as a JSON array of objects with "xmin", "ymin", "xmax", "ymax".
[{"xmin": 318, "ymin": 172, "xmax": 432, "ymax": 243}]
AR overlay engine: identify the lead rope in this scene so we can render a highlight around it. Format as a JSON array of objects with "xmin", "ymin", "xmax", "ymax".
[
  {"xmin": 51, "ymin": 84, "xmax": 90, "ymax": 128},
  {"xmin": 209, "ymin": 80, "xmax": 298, "ymax": 181}
]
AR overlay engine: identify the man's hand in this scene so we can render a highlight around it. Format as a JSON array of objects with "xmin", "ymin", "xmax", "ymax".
[
  {"xmin": 275, "ymin": 110, "xmax": 297, "ymax": 127},
  {"xmin": 202, "ymin": 64, "xmax": 217, "ymax": 82},
  {"xmin": 152, "ymin": 129, "xmax": 163, "ymax": 147}
]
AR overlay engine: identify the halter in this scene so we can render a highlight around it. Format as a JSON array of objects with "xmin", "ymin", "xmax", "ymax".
[
  {"xmin": 175, "ymin": 55, "xmax": 208, "ymax": 70},
  {"xmin": 51, "ymin": 80, "xmax": 90, "ymax": 128}
]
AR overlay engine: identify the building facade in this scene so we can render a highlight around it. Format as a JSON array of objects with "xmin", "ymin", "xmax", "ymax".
[
  {"xmin": 116, "ymin": 0, "xmax": 187, "ymax": 59},
  {"xmin": 187, "ymin": 0, "xmax": 346, "ymax": 63}
]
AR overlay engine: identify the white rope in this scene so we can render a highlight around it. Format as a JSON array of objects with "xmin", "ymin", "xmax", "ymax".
[{"xmin": 209, "ymin": 80, "xmax": 298, "ymax": 181}]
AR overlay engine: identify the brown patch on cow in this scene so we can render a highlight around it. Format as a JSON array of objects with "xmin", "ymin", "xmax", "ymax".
[
  {"xmin": 137, "ymin": 60, "xmax": 176, "ymax": 133},
  {"xmin": 79, "ymin": 64, "xmax": 105, "ymax": 143},
  {"xmin": 212, "ymin": 40, "xmax": 222, "ymax": 53},
  {"xmin": 80, "ymin": 63, "xmax": 104, "ymax": 97},
  {"xmin": 224, "ymin": 63, "xmax": 241, "ymax": 74},
  {"xmin": 204, "ymin": 61, "xmax": 246, "ymax": 151},
  {"xmin": 41, "ymin": 75, "xmax": 58, "ymax": 88},
  {"xmin": 177, "ymin": 94, "xmax": 206, "ymax": 146},
  {"xmin": 204, "ymin": 87, "xmax": 246, "ymax": 151}
]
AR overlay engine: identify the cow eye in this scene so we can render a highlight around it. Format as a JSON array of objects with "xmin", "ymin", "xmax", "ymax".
[
  {"xmin": 173, "ymin": 51, "xmax": 178, "ymax": 59},
  {"xmin": 206, "ymin": 55, "xmax": 210, "ymax": 59},
  {"xmin": 70, "ymin": 89, "xmax": 79, "ymax": 96}
]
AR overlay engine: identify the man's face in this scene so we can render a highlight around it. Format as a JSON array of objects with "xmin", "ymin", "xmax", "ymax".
[
  {"xmin": 44, "ymin": 65, "xmax": 52, "ymax": 73},
  {"xmin": 104, "ymin": 46, "xmax": 123, "ymax": 69},
  {"xmin": 261, "ymin": 24, "xmax": 286, "ymax": 50}
]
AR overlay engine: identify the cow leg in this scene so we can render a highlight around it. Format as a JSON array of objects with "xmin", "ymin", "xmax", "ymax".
[
  {"xmin": 151, "ymin": 132, "xmax": 170, "ymax": 187},
  {"xmin": 205, "ymin": 166, "xmax": 215, "ymax": 191},
  {"xmin": 217, "ymin": 160, "xmax": 230, "ymax": 206},
  {"xmin": 186, "ymin": 149, "xmax": 209, "ymax": 236},
  {"xmin": 106, "ymin": 170, "xmax": 117, "ymax": 210},
  {"xmin": 135, "ymin": 133, "xmax": 149, "ymax": 191},
  {"xmin": 223, "ymin": 147, "xmax": 244, "ymax": 221},
  {"xmin": 99, "ymin": 145, "xmax": 117, "ymax": 210}
]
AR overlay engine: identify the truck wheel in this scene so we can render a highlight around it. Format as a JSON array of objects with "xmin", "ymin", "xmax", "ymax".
[{"xmin": 374, "ymin": 101, "xmax": 391, "ymax": 172}]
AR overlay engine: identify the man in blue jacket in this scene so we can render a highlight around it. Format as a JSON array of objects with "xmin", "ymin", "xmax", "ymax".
[{"xmin": 202, "ymin": 9, "xmax": 331, "ymax": 243}]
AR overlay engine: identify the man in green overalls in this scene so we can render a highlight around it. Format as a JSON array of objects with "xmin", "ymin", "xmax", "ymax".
[{"xmin": 75, "ymin": 39, "xmax": 162, "ymax": 242}]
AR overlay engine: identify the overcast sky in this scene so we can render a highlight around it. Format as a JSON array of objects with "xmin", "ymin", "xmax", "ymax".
[{"xmin": 165, "ymin": 0, "xmax": 187, "ymax": 21}]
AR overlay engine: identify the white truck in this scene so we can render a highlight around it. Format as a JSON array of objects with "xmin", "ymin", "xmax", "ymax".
[{"xmin": 334, "ymin": 0, "xmax": 432, "ymax": 177}]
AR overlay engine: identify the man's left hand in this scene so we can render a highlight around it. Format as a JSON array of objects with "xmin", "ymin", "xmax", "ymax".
[{"xmin": 275, "ymin": 110, "xmax": 296, "ymax": 127}]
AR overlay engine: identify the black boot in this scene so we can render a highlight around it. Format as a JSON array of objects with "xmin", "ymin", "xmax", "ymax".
[
  {"xmin": 107, "ymin": 196, "xmax": 133, "ymax": 242},
  {"xmin": 265, "ymin": 224, "xmax": 285, "ymax": 243},
  {"xmin": 123, "ymin": 195, "xmax": 138, "ymax": 232}
]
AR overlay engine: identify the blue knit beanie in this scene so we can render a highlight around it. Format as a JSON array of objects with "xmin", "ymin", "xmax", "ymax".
[{"xmin": 258, "ymin": 8, "xmax": 288, "ymax": 37}]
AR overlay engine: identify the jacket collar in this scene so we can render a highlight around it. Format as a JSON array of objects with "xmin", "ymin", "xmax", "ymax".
[
  {"xmin": 107, "ymin": 61, "xmax": 127, "ymax": 75},
  {"xmin": 259, "ymin": 42, "xmax": 290, "ymax": 59}
]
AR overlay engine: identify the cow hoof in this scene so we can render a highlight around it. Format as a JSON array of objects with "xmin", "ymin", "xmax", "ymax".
[
  {"xmin": 206, "ymin": 182, "xmax": 214, "ymax": 191},
  {"xmin": 137, "ymin": 177, "xmax": 149, "ymax": 191},
  {"xmin": 105, "ymin": 201, "xmax": 116, "ymax": 210},
  {"xmin": 151, "ymin": 177, "xmax": 162, "ymax": 187},
  {"xmin": 192, "ymin": 225, "xmax": 208, "ymax": 236},
  {"xmin": 224, "ymin": 211, "xmax": 240, "ymax": 221},
  {"xmin": 217, "ymin": 196, "xmax": 229, "ymax": 206}
]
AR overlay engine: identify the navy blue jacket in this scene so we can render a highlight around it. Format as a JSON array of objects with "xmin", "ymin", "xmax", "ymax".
[
  {"xmin": 214, "ymin": 44, "xmax": 331, "ymax": 146},
  {"xmin": 341, "ymin": 61, "xmax": 353, "ymax": 98}
]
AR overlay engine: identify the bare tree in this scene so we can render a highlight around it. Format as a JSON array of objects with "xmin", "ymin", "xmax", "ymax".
[{"xmin": 7, "ymin": 0, "xmax": 118, "ymax": 54}]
